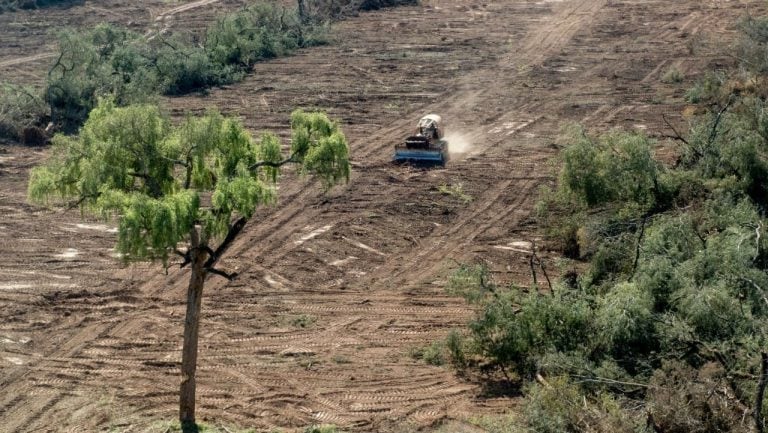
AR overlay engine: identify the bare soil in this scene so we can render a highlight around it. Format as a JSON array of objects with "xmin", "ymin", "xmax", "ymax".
[{"xmin": 0, "ymin": 0, "xmax": 764, "ymax": 431}]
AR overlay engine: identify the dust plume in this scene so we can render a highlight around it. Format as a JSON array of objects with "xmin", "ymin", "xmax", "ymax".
[{"xmin": 445, "ymin": 131, "xmax": 473, "ymax": 155}]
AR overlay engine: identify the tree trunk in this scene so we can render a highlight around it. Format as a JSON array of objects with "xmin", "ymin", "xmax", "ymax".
[
  {"xmin": 297, "ymin": 0, "xmax": 307, "ymax": 23},
  {"xmin": 179, "ymin": 228, "xmax": 208, "ymax": 431}
]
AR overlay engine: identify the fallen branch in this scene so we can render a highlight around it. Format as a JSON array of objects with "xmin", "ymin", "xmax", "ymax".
[{"xmin": 662, "ymin": 113, "xmax": 689, "ymax": 145}]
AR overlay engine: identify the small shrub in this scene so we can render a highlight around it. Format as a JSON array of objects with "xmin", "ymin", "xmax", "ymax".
[
  {"xmin": 205, "ymin": 3, "xmax": 327, "ymax": 71},
  {"xmin": 331, "ymin": 354, "xmax": 350, "ymax": 364},
  {"xmin": 409, "ymin": 341, "xmax": 446, "ymax": 366},
  {"xmin": 661, "ymin": 66, "xmax": 684, "ymax": 84},
  {"xmin": 422, "ymin": 341, "xmax": 446, "ymax": 366},
  {"xmin": 446, "ymin": 262, "xmax": 493, "ymax": 304},
  {"xmin": 445, "ymin": 329, "xmax": 467, "ymax": 368},
  {"xmin": 290, "ymin": 314, "xmax": 317, "ymax": 328},
  {"xmin": 156, "ymin": 42, "xmax": 231, "ymax": 95},
  {"xmin": 469, "ymin": 289, "xmax": 594, "ymax": 378},
  {"xmin": 437, "ymin": 182, "xmax": 472, "ymax": 203},
  {"xmin": 594, "ymin": 282, "xmax": 656, "ymax": 362}
]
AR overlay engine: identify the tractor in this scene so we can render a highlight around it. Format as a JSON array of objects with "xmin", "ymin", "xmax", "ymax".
[{"xmin": 393, "ymin": 114, "xmax": 448, "ymax": 166}]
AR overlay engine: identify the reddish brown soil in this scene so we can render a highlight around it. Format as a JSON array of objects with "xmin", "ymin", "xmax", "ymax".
[{"xmin": 0, "ymin": 0, "xmax": 764, "ymax": 431}]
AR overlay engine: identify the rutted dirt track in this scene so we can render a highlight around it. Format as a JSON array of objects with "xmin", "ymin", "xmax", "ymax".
[{"xmin": 0, "ymin": 0, "xmax": 763, "ymax": 431}]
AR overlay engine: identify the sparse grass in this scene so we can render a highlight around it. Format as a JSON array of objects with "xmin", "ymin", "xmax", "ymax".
[
  {"xmin": 289, "ymin": 314, "xmax": 317, "ymax": 328},
  {"xmin": 661, "ymin": 66, "xmax": 684, "ymax": 83},
  {"xmin": 466, "ymin": 414, "xmax": 526, "ymax": 433},
  {"xmin": 437, "ymin": 183, "xmax": 472, "ymax": 204},
  {"xmin": 410, "ymin": 341, "xmax": 445, "ymax": 366},
  {"xmin": 649, "ymin": 93, "xmax": 665, "ymax": 105},
  {"xmin": 297, "ymin": 354, "xmax": 319, "ymax": 370},
  {"xmin": 331, "ymin": 354, "xmax": 351, "ymax": 364}
]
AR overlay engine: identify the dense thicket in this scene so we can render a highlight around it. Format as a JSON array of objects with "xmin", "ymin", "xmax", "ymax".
[
  {"xmin": 0, "ymin": 0, "xmax": 82, "ymax": 13},
  {"xmin": 45, "ymin": 3, "xmax": 327, "ymax": 132},
  {"xmin": 298, "ymin": 0, "xmax": 418, "ymax": 20},
  {"xmin": 437, "ymin": 15, "xmax": 768, "ymax": 433},
  {"xmin": 0, "ymin": 0, "xmax": 421, "ymax": 138}
]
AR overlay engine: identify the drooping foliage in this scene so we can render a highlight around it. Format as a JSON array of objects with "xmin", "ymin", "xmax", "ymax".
[{"xmin": 28, "ymin": 99, "xmax": 350, "ymax": 263}]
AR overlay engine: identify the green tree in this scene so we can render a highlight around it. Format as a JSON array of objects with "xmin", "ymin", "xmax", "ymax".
[{"xmin": 27, "ymin": 99, "xmax": 350, "ymax": 430}]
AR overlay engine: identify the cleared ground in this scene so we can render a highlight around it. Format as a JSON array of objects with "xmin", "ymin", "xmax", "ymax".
[{"xmin": 0, "ymin": 0, "xmax": 763, "ymax": 431}]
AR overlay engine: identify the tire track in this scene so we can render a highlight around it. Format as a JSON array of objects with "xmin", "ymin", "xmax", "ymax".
[{"xmin": 2, "ymin": 0, "xmax": 753, "ymax": 431}]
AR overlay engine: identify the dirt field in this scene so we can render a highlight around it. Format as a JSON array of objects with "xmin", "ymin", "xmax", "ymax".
[{"xmin": 0, "ymin": 0, "xmax": 764, "ymax": 431}]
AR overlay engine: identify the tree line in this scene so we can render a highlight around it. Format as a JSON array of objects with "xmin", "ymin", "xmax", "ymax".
[{"xmin": 0, "ymin": 0, "xmax": 418, "ymax": 142}]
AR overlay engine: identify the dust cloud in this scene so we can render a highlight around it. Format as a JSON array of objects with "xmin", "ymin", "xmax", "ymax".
[{"xmin": 445, "ymin": 131, "xmax": 473, "ymax": 155}]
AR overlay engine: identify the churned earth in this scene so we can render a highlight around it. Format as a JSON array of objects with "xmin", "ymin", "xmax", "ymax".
[{"xmin": 0, "ymin": 0, "xmax": 762, "ymax": 431}]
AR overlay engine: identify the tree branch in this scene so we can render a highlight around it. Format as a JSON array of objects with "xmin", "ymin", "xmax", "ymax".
[
  {"xmin": 206, "ymin": 267, "xmax": 238, "ymax": 281},
  {"xmin": 204, "ymin": 217, "xmax": 247, "ymax": 269},
  {"xmin": 709, "ymin": 98, "xmax": 733, "ymax": 146},
  {"xmin": 176, "ymin": 248, "xmax": 192, "ymax": 268},
  {"xmin": 66, "ymin": 192, "xmax": 99, "ymax": 210},
  {"xmin": 631, "ymin": 216, "xmax": 647, "ymax": 280},
  {"xmin": 163, "ymin": 156, "xmax": 189, "ymax": 167},
  {"xmin": 662, "ymin": 113, "xmax": 689, "ymax": 145},
  {"xmin": 248, "ymin": 153, "xmax": 298, "ymax": 171}
]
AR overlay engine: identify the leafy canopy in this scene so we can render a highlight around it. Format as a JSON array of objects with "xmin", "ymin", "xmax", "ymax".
[{"xmin": 28, "ymin": 99, "xmax": 350, "ymax": 262}]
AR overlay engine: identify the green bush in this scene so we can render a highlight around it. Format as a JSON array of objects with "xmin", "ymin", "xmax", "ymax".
[
  {"xmin": 205, "ymin": 3, "xmax": 325, "ymax": 69},
  {"xmin": 421, "ymin": 340, "xmax": 446, "ymax": 366},
  {"xmin": 445, "ymin": 329, "xmax": 467, "ymax": 368},
  {"xmin": 43, "ymin": 3, "xmax": 330, "ymax": 131},
  {"xmin": 523, "ymin": 377, "xmax": 636, "ymax": 433},
  {"xmin": 594, "ymin": 282, "xmax": 656, "ymax": 361},
  {"xmin": 155, "ymin": 41, "xmax": 232, "ymax": 95},
  {"xmin": 468, "ymin": 288, "xmax": 594, "ymax": 378},
  {"xmin": 46, "ymin": 24, "xmax": 158, "ymax": 131},
  {"xmin": 523, "ymin": 377, "xmax": 583, "ymax": 433},
  {"xmin": 446, "ymin": 262, "xmax": 494, "ymax": 304},
  {"xmin": 557, "ymin": 125, "xmax": 661, "ymax": 210}
]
